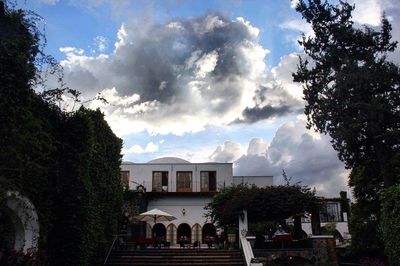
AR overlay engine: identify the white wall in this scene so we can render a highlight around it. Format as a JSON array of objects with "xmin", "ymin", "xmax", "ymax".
[
  {"xmin": 147, "ymin": 196, "xmax": 213, "ymax": 227},
  {"xmin": 301, "ymin": 219, "xmax": 350, "ymax": 240},
  {"xmin": 121, "ymin": 162, "xmax": 233, "ymax": 192}
]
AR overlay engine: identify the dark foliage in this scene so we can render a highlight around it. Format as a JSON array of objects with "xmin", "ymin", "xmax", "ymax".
[
  {"xmin": 0, "ymin": 5, "xmax": 123, "ymax": 265},
  {"xmin": 380, "ymin": 184, "xmax": 400, "ymax": 265},
  {"xmin": 294, "ymin": 0, "xmax": 400, "ymax": 259},
  {"xmin": 205, "ymin": 183, "xmax": 318, "ymax": 227}
]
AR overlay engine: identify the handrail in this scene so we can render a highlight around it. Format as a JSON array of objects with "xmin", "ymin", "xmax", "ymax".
[
  {"xmin": 240, "ymin": 236, "xmax": 255, "ymax": 266},
  {"xmin": 104, "ymin": 234, "xmax": 125, "ymax": 265}
]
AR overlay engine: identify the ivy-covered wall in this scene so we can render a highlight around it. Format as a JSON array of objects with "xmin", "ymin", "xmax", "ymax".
[
  {"xmin": 0, "ymin": 6, "xmax": 123, "ymax": 265},
  {"xmin": 380, "ymin": 184, "xmax": 400, "ymax": 266}
]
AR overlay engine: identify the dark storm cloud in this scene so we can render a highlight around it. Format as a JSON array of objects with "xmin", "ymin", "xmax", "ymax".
[
  {"xmin": 237, "ymin": 105, "xmax": 291, "ymax": 123},
  {"xmin": 232, "ymin": 82, "xmax": 303, "ymax": 124},
  {"xmin": 58, "ymin": 13, "xmax": 304, "ymax": 134}
]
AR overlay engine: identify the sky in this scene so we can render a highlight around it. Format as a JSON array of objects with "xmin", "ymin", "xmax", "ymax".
[{"xmin": 15, "ymin": 0, "xmax": 400, "ymax": 197}]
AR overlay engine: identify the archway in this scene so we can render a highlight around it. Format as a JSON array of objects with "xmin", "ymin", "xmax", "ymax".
[
  {"xmin": 202, "ymin": 223, "xmax": 216, "ymax": 243},
  {"xmin": 0, "ymin": 191, "xmax": 39, "ymax": 253},
  {"xmin": 177, "ymin": 223, "xmax": 191, "ymax": 242},
  {"xmin": 153, "ymin": 223, "xmax": 166, "ymax": 241}
]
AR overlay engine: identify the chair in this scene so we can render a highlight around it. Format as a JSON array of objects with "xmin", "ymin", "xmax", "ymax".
[{"xmin": 192, "ymin": 241, "xmax": 200, "ymax": 249}]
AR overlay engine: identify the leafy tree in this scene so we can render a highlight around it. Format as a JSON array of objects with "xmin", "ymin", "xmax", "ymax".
[
  {"xmin": 205, "ymin": 183, "xmax": 318, "ymax": 227},
  {"xmin": 294, "ymin": 0, "xmax": 400, "ymax": 259}
]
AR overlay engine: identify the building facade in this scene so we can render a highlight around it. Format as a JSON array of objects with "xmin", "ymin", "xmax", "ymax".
[
  {"xmin": 121, "ymin": 157, "xmax": 349, "ymax": 245},
  {"xmin": 121, "ymin": 157, "xmax": 273, "ymax": 244}
]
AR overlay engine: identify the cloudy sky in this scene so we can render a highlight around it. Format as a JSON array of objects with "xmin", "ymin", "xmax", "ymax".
[{"xmin": 18, "ymin": 0, "xmax": 400, "ymax": 197}]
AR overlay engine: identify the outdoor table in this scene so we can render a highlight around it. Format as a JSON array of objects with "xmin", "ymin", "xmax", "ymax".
[
  {"xmin": 178, "ymin": 239, "xmax": 191, "ymax": 248},
  {"xmin": 272, "ymin": 234, "xmax": 293, "ymax": 248}
]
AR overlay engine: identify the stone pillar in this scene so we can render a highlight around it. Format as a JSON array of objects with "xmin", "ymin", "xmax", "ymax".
[
  {"xmin": 311, "ymin": 207, "xmax": 321, "ymax": 235},
  {"xmin": 311, "ymin": 236, "xmax": 338, "ymax": 265}
]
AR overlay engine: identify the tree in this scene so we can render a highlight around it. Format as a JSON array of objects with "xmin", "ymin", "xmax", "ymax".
[
  {"xmin": 205, "ymin": 183, "xmax": 318, "ymax": 227},
  {"xmin": 293, "ymin": 0, "xmax": 400, "ymax": 259}
]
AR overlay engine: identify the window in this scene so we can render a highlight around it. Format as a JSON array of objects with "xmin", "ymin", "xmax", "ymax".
[
  {"xmin": 152, "ymin": 171, "xmax": 168, "ymax": 192},
  {"xmin": 200, "ymin": 171, "xmax": 216, "ymax": 192},
  {"xmin": 120, "ymin": 171, "xmax": 130, "ymax": 190},
  {"xmin": 320, "ymin": 202, "xmax": 341, "ymax": 222},
  {"xmin": 177, "ymin": 171, "xmax": 192, "ymax": 192}
]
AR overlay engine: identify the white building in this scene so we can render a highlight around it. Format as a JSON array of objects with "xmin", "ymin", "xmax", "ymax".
[
  {"xmin": 120, "ymin": 157, "xmax": 273, "ymax": 244},
  {"xmin": 121, "ymin": 157, "xmax": 349, "ymax": 245}
]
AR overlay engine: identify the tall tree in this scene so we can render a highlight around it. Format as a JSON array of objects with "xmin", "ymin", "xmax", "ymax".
[{"xmin": 293, "ymin": 0, "xmax": 400, "ymax": 259}]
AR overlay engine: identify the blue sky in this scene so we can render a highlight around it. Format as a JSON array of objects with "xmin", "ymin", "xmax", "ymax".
[
  {"xmin": 22, "ymin": 0, "xmax": 300, "ymax": 65},
  {"xmin": 15, "ymin": 0, "xmax": 400, "ymax": 197}
]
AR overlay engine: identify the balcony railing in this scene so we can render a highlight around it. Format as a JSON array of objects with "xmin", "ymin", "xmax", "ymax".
[{"xmin": 131, "ymin": 181, "xmax": 225, "ymax": 193}]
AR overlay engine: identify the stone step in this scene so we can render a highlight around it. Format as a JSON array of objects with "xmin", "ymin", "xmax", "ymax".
[
  {"xmin": 110, "ymin": 249, "xmax": 241, "ymax": 253},
  {"xmin": 110, "ymin": 251, "xmax": 241, "ymax": 256},
  {"xmin": 107, "ymin": 259, "xmax": 244, "ymax": 263},
  {"xmin": 107, "ymin": 262, "xmax": 245, "ymax": 266},
  {"xmin": 105, "ymin": 249, "xmax": 245, "ymax": 266}
]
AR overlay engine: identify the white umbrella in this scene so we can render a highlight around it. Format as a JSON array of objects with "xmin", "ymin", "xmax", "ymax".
[{"xmin": 134, "ymin": 208, "xmax": 177, "ymax": 224}]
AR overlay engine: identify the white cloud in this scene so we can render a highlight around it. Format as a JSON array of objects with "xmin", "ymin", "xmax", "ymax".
[
  {"xmin": 290, "ymin": 0, "xmax": 300, "ymax": 9},
  {"xmin": 93, "ymin": 35, "xmax": 108, "ymax": 52},
  {"xmin": 210, "ymin": 118, "xmax": 349, "ymax": 197},
  {"xmin": 123, "ymin": 141, "xmax": 159, "ymax": 154},
  {"xmin": 59, "ymin": 46, "xmax": 84, "ymax": 55},
  {"xmin": 38, "ymin": 0, "xmax": 59, "ymax": 5},
  {"xmin": 209, "ymin": 141, "xmax": 244, "ymax": 163},
  {"xmin": 89, "ymin": 87, "xmax": 140, "ymax": 109},
  {"xmin": 351, "ymin": 0, "xmax": 384, "ymax": 26},
  {"xmin": 247, "ymin": 138, "xmax": 269, "ymax": 155}
]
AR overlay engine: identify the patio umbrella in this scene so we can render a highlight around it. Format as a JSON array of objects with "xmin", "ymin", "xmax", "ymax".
[
  {"xmin": 134, "ymin": 208, "xmax": 177, "ymax": 224},
  {"xmin": 134, "ymin": 208, "xmax": 177, "ymax": 239}
]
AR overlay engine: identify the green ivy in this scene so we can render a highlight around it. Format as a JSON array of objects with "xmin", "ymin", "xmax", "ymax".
[
  {"xmin": 380, "ymin": 184, "xmax": 400, "ymax": 266},
  {"xmin": 0, "ymin": 6, "xmax": 123, "ymax": 266}
]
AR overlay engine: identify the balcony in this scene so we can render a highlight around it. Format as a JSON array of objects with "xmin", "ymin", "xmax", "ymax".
[{"xmin": 131, "ymin": 181, "xmax": 224, "ymax": 194}]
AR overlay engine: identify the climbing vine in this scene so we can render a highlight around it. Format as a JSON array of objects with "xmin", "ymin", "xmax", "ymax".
[{"xmin": 0, "ymin": 4, "xmax": 123, "ymax": 265}]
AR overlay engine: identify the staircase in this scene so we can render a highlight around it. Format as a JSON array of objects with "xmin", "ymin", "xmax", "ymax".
[{"xmin": 105, "ymin": 248, "xmax": 245, "ymax": 266}]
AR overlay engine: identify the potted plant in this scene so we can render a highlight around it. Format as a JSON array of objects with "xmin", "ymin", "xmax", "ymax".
[{"xmin": 227, "ymin": 225, "xmax": 236, "ymax": 243}]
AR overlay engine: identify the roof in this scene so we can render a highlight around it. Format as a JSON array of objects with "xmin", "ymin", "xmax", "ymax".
[{"xmin": 147, "ymin": 157, "xmax": 191, "ymax": 164}]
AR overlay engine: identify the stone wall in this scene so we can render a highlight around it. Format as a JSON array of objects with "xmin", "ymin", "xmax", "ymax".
[{"xmin": 253, "ymin": 236, "xmax": 338, "ymax": 265}]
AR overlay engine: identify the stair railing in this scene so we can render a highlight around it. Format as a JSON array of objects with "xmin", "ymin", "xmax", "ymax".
[
  {"xmin": 240, "ymin": 234, "xmax": 255, "ymax": 266},
  {"xmin": 103, "ymin": 234, "xmax": 121, "ymax": 265}
]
